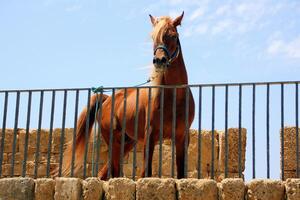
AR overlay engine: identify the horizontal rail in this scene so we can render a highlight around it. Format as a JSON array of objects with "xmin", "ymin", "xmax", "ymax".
[{"xmin": 1, "ymin": 80, "xmax": 300, "ymax": 93}]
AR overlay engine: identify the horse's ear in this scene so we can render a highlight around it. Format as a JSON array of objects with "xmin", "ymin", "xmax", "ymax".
[
  {"xmin": 173, "ymin": 11, "xmax": 184, "ymax": 27},
  {"xmin": 149, "ymin": 14, "xmax": 157, "ymax": 26}
]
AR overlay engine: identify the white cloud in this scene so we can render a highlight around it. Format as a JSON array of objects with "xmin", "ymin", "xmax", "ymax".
[
  {"xmin": 189, "ymin": 7, "xmax": 206, "ymax": 21},
  {"xmin": 211, "ymin": 19, "xmax": 232, "ymax": 35},
  {"xmin": 267, "ymin": 37, "xmax": 300, "ymax": 59},
  {"xmin": 214, "ymin": 5, "xmax": 231, "ymax": 16}
]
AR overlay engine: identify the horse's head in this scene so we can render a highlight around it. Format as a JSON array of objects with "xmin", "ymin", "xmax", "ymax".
[{"xmin": 150, "ymin": 12, "xmax": 184, "ymax": 70}]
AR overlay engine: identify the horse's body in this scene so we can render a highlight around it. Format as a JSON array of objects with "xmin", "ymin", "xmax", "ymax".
[{"xmin": 61, "ymin": 12, "xmax": 195, "ymax": 180}]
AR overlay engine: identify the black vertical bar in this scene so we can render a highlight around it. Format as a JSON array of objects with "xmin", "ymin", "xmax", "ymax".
[
  {"xmin": 158, "ymin": 87, "xmax": 164, "ymax": 178},
  {"xmin": 296, "ymin": 83, "xmax": 299, "ymax": 178},
  {"xmin": 11, "ymin": 91, "xmax": 20, "ymax": 177},
  {"xmin": 83, "ymin": 89, "xmax": 91, "ymax": 179},
  {"xmin": 171, "ymin": 88, "xmax": 177, "ymax": 178},
  {"xmin": 58, "ymin": 90, "xmax": 68, "ymax": 177},
  {"xmin": 197, "ymin": 86, "xmax": 202, "ymax": 179},
  {"xmin": 211, "ymin": 86, "xmax": 215, "ymax": 179},
  {"xmin": 184, "ymin": 87, "xmax": 190, "ymax": 178},
  {"xmin": 95, "ymin": 90, "xmax": 103, "ymax": 176},
  {"xmin": 238, "ymin": 85, "xmax": 242, "ymax": 178},
  {"xmin": 145, "ymin": 88, "xmax": 152, "ymax": 177},
  {"xmin": 71, "ymin": 90, "xmax": 79, "ymax": 177},
  {"xmin": 107, "ymin": 89, "xmax": 115, "ymax": 179},
  {"xmin": 281, "ymin": 83, "xmax": 285, "ymax": 180},
  {"xmin": 92, "ymin": 94, "xmax": 99, "ymax": 177},
  {"xmin": 0, "ymin": 92, "xmax": 8, "ymax": 177},
  {"xmin": 34, "ymin": 91, "xmax": 44, "ymax": 178},
  {"xmin": 266, "ymin": 84, "xmax": 270, "ymax": 178},
  {"xmin": 132, "ymin": 88, "xmax": 139, "ymax": 180},
  {"xmin": 225, "ymin": 85, "xmax": 229, "ymax": 178},
  {"xmin": 22, "ymin": 91, "xmax": 32, "ymax": 177},
  {"xmin": 46, "ymin": 91, "xmax": 55, "ymax": 176},
  {"xmin": 46, "ymin": 91, "xmax": 56, "ymax": 177},
  {"xmin": 119, "ymin": 88, "xmax": 127, "ymax": 177},
  {"xmin": 252, "ymin": 84, "xmax": 256, "ymax": 179}
]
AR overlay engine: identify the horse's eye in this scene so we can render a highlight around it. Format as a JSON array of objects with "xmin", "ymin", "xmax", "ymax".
[
  {"xmin": 171, "ymin": 35, "xmax": 178, "ymax": 40},
  {"xmin": 165, "ymin": 35, "xmax": 177, "ymax": 41}
]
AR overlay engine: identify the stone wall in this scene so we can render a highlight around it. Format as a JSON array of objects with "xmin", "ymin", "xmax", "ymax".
[
  {"xmin": 0, "ymin": 128, "xmax": 247, "ymax": 180},
  {"xmin": 1, "ymin": 177, "xmax": 300, "ymax": 200},
  {"xmin": 281, "ymin": 126, "xmax": 300, "ymax": 180}
]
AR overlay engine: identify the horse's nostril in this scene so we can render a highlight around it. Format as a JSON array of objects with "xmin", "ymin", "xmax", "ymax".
[
  {"xmin": 153, "ymin": 58, "xmax": 156, "ymax": 64},
  {"xmin": 161, "ymin": 57, "xmax": 167, "ymax": 64},
  {"xmin": 154, "ymin": 58, "xmax": 161, "ymax": 64}
]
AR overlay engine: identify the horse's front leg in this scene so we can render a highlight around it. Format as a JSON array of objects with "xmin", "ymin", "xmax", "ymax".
[
  {"xmin": 176, "ymin": 127, "xmax": 189, "ymax": 179},
  {"xmin": 141, "ymin": 127, "xmax": 155, "ymax": 178}
]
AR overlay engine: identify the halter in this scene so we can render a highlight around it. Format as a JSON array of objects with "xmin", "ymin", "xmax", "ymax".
[{"xmin": 153, "ymin": 38, "xmax": 180, "ymax": 66}]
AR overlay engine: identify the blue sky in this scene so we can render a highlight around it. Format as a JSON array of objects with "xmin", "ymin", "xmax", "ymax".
[
  {"xmin": 1, "ymin": 0, "xmax": 300, "ymax": 89},
  {"xmin": 1, "ymin": 0, "xmax": 300, "ymax": 180}
]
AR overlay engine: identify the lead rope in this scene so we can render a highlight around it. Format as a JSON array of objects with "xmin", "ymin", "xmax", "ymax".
[{"xmin": 91, "ymin": 74, "xmax": 158, "ymax": 93}]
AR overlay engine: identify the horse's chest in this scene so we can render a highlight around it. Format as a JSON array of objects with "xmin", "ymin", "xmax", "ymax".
[{"xmin": 152, "ymin": 97, "xmax": 187, "ymax": 133}]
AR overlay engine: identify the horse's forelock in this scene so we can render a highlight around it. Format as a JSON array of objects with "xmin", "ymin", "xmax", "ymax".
[{"xmin": 151, "ymin": 17, "xmax": 173, "ymax": 44}]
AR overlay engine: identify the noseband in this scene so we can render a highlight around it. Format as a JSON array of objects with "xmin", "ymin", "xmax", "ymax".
[{"xmin": 153, "ymin": 39, "xmax": 180, "ymax": 66}]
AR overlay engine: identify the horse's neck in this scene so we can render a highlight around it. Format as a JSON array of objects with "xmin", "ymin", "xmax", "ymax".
[
  {"xmin": 151, "ymin": 47, "xmax": 188, "ymax": 101},
  {"xmin": 151, "ymin": 50, "xmax": 188, "ymax": 86},
  {"xmin": 163, "ymin": 51, "xmax": 188, "ymax": 85}
]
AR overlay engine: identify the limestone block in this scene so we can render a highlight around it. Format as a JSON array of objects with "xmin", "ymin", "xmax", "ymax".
[
  {"xmin": 87, "ymin": 146, "xmax": 108, "ymax": 164},
  {"xmin": 280, "ymin": 127, "xmax": 300, "ymax": 171},
  {"xmin": 48, "ymin": 153, "xmax": 61, "ymax": 163},
  {"xmin": 7, "ymin": 152, "xmax": 35, "ymax": 164},
  {"xmin": 152, "ymin": 142, "xmax": 173, "ymax": 177},
  {"xmin": 136, "ymin": 178, "xmax": 176, "ymax": 200},
  {"xmin": 152, "ymin": 130, "xmax": 219, "ymax": 178},
  {"xmin": 188, "ymin": 170, "xmax": 219, "ymax": 180},
  {"xmin": 52, "ymin": 128, "xmax": 74, "ymax": 153},
  {"xmin": 246, "ymin": 179, "xmax": 284, "ymax": 200},
  {"xmin": 286, "ymin": 178, "xmax": 300, "ymax": 200},
  {"xmin": 35, "ymin": 178, "xmax": 55, "ymax": 200},
  {"xmin": 1, "ymin": 163, "xmax": 22, "ymax": 176},
  {"xmin": 0, "ymin": 177, "xmax": 35, "ymax": 200},
  {"xmin": 189, "ymin": 130, "xmax": 219, "ymax": 178},
  {"xmin": 283, "ymin": 171, "xmax": 299, "ymax": 180},
  {"xmin": 103, "ymin": 178, "xmax": 135, "ymax": 200},
  {"xmin": 54, "ymin": 177, "xmax": 82, "ymax": 200},
  {"xmin": 123, "ymin": 163, "xmax": 142, "ymax": 180},
  {"xmin": 19, "ymin": 129, "xmax": 50, "ymax": 154},
  {"xmin": 176, "ymin": 179, "xmax": 218, "ymax": 200},
  {"xmin": 219, "ymin": 128, "xmax": 247, "ymax": 173},
  {"xmin": 74, "ymin": 164, "xmax": 92, "ymax": 178},
  {"xmin": 216, "ymin": 172, "xmax": 244, "ymax": 182},
  {"xmin": 219, "ymin": 178, "xmax": 245, "ymax": 200},
  {"xmin": 0, "ymin": 128, "xmax": 18, "ymax": 153},
  {"xmin": 124, "ymin": 151, "xmax": 143, "ymax": 179},
  {"xmin": 26, "ymin": 161, "xmax": 47, "ymax": 177},
  {"xmin": 2, "ymin": 153, "xmax": 8, "ymax": 164},
  {"xmin": 82, "ymin": 177, "xmax": 103, "ymax": 200}
]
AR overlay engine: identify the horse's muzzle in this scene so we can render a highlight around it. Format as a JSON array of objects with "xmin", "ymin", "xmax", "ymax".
[{"xmin": 153, "ymin": 56, "xmax": 169, "ymax": 68}]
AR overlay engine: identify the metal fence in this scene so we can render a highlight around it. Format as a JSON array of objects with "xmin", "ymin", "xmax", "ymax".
[{"xmin": 0, "ymin": 81, "xmax": 299, "ymax": 180}]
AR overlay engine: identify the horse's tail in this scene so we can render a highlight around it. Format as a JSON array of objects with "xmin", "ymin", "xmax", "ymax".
[{"xmin": 60, "ymin": 93, "xmax": 108, "ymax": 177}]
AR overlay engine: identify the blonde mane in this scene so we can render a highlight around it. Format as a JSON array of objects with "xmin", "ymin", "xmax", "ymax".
[
  {"xmin": 151, "ymin": 17, "xmax": 173, "ymax": 45},
  {"xmin": 149, "ymin": 17, "xmax": 174, "ymax": 98}
]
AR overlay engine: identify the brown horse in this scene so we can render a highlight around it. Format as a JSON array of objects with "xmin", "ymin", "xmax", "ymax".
[{"xmin": 61, "ymin": 12, "xmax": 195, "ymax": 180}]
